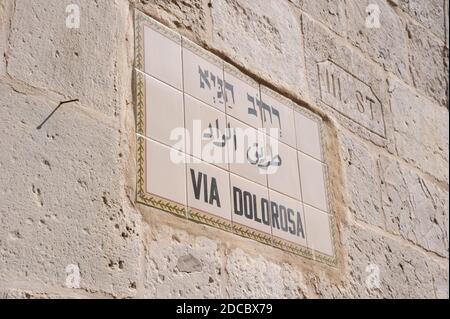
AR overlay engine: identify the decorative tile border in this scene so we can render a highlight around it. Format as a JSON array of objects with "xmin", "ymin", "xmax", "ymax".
[
  {"xmin": 135, "ymin": 71, "xmax": 145, "ymax": 135},
  {"xmin": 314, "ymin": 216, "xmax": 338, "ymax": 266},
  {"xmin": 272, "ymin": 236, "xmax": 314, "ymax": 260},
  {"xmin": 182, "ymin": 37, "xmax": 224, "ymax": 69},
  {"xmin": 232, "ymin": 223, "xmax": 273, "ymax": 246},
  {"xmin": 188, "ymin": 208, "xmax": 232, "ymax": 233},
  {"xmin": 136, "ymin": 137, "xmax": 186, "ymax": 218}
]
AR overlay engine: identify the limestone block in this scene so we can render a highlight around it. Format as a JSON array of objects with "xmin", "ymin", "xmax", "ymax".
[
  {"xmin": 346, "ymin": 0, "xmax": 409, "ymax": 83},
  {"xmin": 343, "ymin": 224, "xmax": 446, "ymax": 298},
  {"xmin": 396, "ymin": 0, "xmax": 446, "ymax": 42},
  {"xmin": 338, "ymin": 130, "xmax": 384, "ymax": 228},
  {"xmin": 0, "ymin": 82, "xmax": 141, "ymax": 298},
  {"xmin": 432, "ymin": 262, "xmax": 450, "ymax": 298},
  {"xmin": 388, "ymin": 78, "xmax": 449, "ymax": 183},
  {"xmin": 143, "ymin": 224, "xmax": 223, "ymax": 298},
  {"xmin": 225, "ymin": 248, "xmax": 284, "ymax": 298},
  {"xmin": 296, "ymin": 0, "xmax": 347, "ymax": 36},
  {"xmin": 6, "ymin": 0, "xmax": 130, "ymax": 117},
  {"xmin": 446, "ymin": 0, "xmax": 449, "ymax": 47},
  {"xmin": 302, "ymin": 14, "xmax": 394, "ymax": 149},
  {"xmin": 406, "ymin": 22, "xmax": 449, "ymax": 107},
  {"xmin": 210, "ymin": 0, "xmax": 308, "ymax": 99},
  {"xmin": 138, "ymin": 0, "xmax": 209, "ymax": 41},
  {"xmin": 280, "ymin": 264, "xmax": 311, "ymax": 298},
  {"xmin": 0, "ymin": 0, "xmax": 14, "ymax": 76},
  {"xmin": 379, "ymin": 156, "xmax": 449, "ymax": 258}
]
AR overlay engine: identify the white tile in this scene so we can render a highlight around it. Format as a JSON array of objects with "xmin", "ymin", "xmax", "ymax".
[
  {"xmin": 304, "ymin": 205, "xmax": 334, "ymax": 257},
  {"xmin": 227, "ymin": 116, "xmax": 268, "ymax": 187},
  {"xmin": 269, "ymin": 190, "xmax": 307, "ymax": 247},
  {"xmin": 145, "ymin": 139, "xmax": 187, "ymax": 206},
  {"xmin": 298, "ymin": 152, "xmax": 329, "ymax": 212},
  {"xmin": 187, "ymin": 157, "xmax": 232, "ymax": 223},
  {"xmin": 224, "ymin": 64, "xmax": 262, "ymax": 129},
  {"xmin": 294, "ymin": 110, "xmax": 323, "ymax": 161},
  {"xmin": 184, "ymin": 94, "xmax": 228, "ymax": 169},
  {"xmin": 230, "ymin": 173, "xmax": 271, "ymax": 235},
  {"xmin": 260, "ymin": 87, "xmax": 297, "ymax": 148},
  {"xmin": 183, "ymin": 39, "xmax": 225, "ymax": 112},
  {"xmin": 143, "ymin": 25, "xmax": 182, "ymax": 90},
  {"xmin": 266, "ymin": 138, "xmax": 302, "ymax": 201},
  {"xmin": 144, "ymin": 74, "xmax": 184, "ymax": 149}
]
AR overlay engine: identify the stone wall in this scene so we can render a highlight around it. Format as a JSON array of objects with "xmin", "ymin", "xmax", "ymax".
[{"xmin": 0, "ymin": 0, "xmax": 448, "ymax": 298}]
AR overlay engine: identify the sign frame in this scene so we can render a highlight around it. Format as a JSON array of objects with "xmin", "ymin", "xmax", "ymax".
[{"xmin": 134, "ymin": 9, "xmax": 338, "ymax": 267}]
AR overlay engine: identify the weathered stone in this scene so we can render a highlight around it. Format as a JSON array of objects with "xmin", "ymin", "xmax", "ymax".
[
  {"xmin": 346, "ymin": 0, "xmax": 409, "ymax": 83},
  {"xmin": 343, "ymin": 224, "xmax": 447, "ymax": 298},
  {"xmin": 138, "ymin": 0, "xmax": 209, "ymax": 42},
  {"xmin": 0, "ymin": 82, "xmax": 141, "ymax": 298},
  {"xmin": 379, "ymin": 156, "xmax": 449, "ymax": 258},
  {"xmin": 396, "ymin": 0, "xmax": 446, "ymax": 42},
  {"xmin": 338, "ymin": 130, "xmax": 384, "ymax": 228},
  {"xmin": 388, "ymin": 78, "xmax": 449, "ymax": 182},
  {"xmin": 406, "ymin": 22, "xmax": 449, "ymax": 107},
  {"xmin": 302, "ymin": 13, "xmax": 394, "ymax": 148},
  {"xmin": 0, "ymin": 0, "xmax": 447, "ymax": 300},
  {"xmin": 297, "ymin": 0, "xmax": 347, "ymax": 36},
  {"xmin": 224, "ymin": 249, "xmax": 320, "ymax": 299},
  {"xmin": 177, "ymin": 254, "xmax": 203, "ymax": 273},
  {"xmin": 143, "ymin": 224, "xmax": 223, "ymax": 298},
  {"xmin": 432, "ymin": 262, "xmax": 450, "ymax": 298},
  {"xmin": 0, "ymin": 288, "xmax": 109, "ymax": 299},
  {"xmin": 280, "ymin": 264, "xmax": 311, "ymax": 298},
  {"xmin": 225, "ymin": 248, "xmax": 284, "ymax": 298},
  {"xmin": 446, "ymin": 0, "xmax": 449, "ymax": 47},
  {"xmin": 0, "ymin": 0, "xmax": 14, "ymax": 76},
  {"xmin": 210, "ymin": 0, "xmax": 308, "ymax": 99},
  {"xmin": 6, "ymin": 0, "xmax": 129, "ymax": 117}
]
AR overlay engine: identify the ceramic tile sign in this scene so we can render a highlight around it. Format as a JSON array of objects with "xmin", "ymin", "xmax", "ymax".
[{"xmin": 134, "ymin": 10, "xmax": 336, "ymax": 266}]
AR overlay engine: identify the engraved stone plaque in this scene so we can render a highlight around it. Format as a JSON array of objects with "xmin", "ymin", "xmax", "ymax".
[{"xmin": 317, "ymin": 60, "xmax": 385, "ymax": 137}]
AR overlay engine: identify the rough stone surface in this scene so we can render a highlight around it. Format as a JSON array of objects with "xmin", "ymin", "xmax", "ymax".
[
  {"xmin": 396, "ymin": 0, "xmax": 447, "ymax": 42},
  {"xmin": 297, "ymin": 0, "xmax": 347, "ymax": 37},
  {"xmin": 338, "ymin": 130, "xmax": 384, "ymax": 229},
  {"xmin": 0, "ymin": 0, "xmax": 14, "ymax": 76},
  {"xmin": 406, "ymin": 22, "xmax": 449, "ymax": 107},
  {"xmin": 211, "ymin": 0, "xmax": 308, "ymax": 99},
  {"xmin": 0, "ymin": 0, "xmax": 448, "ymax": 299},
  {"xmin": 6, "ymin": 0, "xmax": 126, "ymax": 117},
  {"xmin": 388, "ymin": 78, "xmax": 449, "ymax": 183},
  {"xmin": 302, "ymin": 13, "xmax": 395, "ymax": 149},
  {"xmin": 138, "ymin": 0, "xmax": 209, "ymax": 42},
  {"xmin": 346, "ymin": 0, "xmax": 409, "ymax": 82},
  {"xmin": 0, "ymin": 82, "xmax": 141, "ymax": 298},
  {"xmin": 380, "ymin": 156, "xmax": 449, "ymax": 258},
  {"xmin": 342, "ymin": 224, "xmax": 448, "ymax": 298},
  {"xmin": 225, "ymin": 248, "xmax": 285, "ymax": 298},
  {"xmin": 143, "ymin": 224, "xmax": 223, "ymax": 298}
]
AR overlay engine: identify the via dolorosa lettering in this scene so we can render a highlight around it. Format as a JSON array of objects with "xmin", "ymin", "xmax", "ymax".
[{"xmin": 190, "ymin": 169, "xmax": 221, "ymax": 208}]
